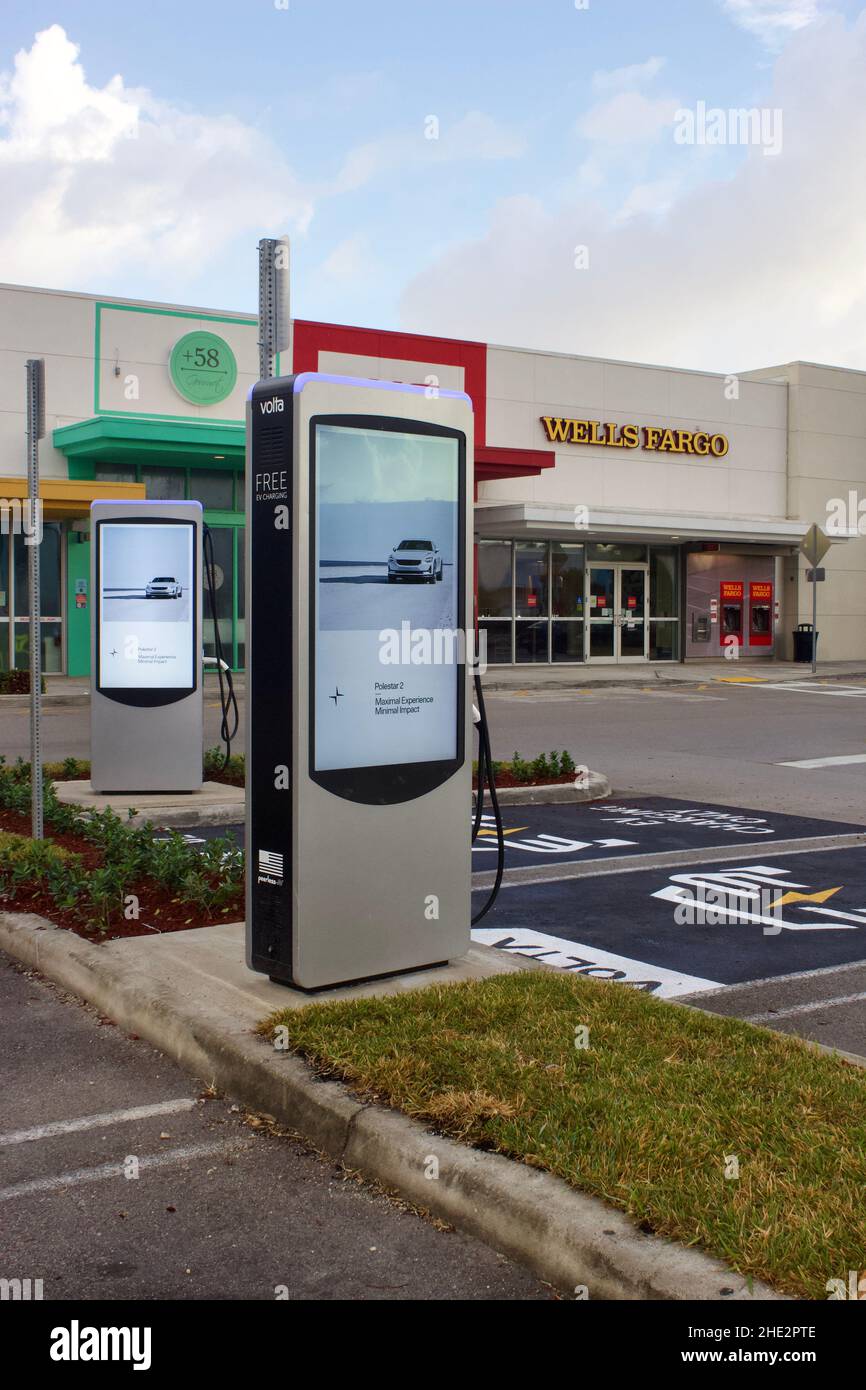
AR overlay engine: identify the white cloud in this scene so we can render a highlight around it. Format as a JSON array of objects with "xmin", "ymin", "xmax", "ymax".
[
  {"xmin": 612, "ymin": 179, "xmax": 680, "ymax": 224},
  {"xmin": 330, "ymin": 109, "xmax": 525, "ymax": 194},
  {"xmin": 399, "ymin": 12, "xmax": 866, "ymax": 373},
  {"xmin": 591, "ymin": 56, "xmax": 666, "ymax": 92},
  {"xmin": 720, "ymin": 0, "xmax": 827, "ymax": 46},
  {"xmin": 576, "ymin": 91, "xmax": 681, "ymax": 145},
  {"xmin": 321, "ymin": 236, "xmax": 366, "ymax": 279},
  {"xmin": 0, "ymin": 25, "xmax": 313, "ymax": 289}
]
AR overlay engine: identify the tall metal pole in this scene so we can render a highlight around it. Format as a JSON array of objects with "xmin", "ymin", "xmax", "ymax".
[
  {"xmin": 258, "ymin": 235, "xmax": 291, "ymax": 380},
  {"xmin": 811, "ymin": 570, "xmax": 818, "ymax": 675},
  {"xmin": 25, "ymin": 358, "xmax": 45, "ymax": 839}
]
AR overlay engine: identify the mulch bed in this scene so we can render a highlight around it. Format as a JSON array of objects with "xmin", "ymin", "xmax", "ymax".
[{"xmin": 0, "ymin": 807, "xmax": 242, "ymax": 942}]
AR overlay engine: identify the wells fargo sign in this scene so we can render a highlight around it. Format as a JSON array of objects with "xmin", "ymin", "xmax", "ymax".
[{"xmin": 540, "ymin": 416, "xmax": 729, "ymax": 458}]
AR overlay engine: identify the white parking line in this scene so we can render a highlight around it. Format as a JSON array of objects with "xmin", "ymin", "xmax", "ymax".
[
  {"xmin": 0, "ymin": 1098, "xmax": 196, "ymax": 1149},
  {"xmin": 0, "ymin": 1139, "xmax": 236, "ymax": 1203},
  {"xmin": 758, "ymin": 683, "xmax": 866, "ymax": 697},
  {"xmin": 778, "ymin": 753, "xmax": 866, "ymax": 769},
  {"xmin": 746, "ymin": 991, "xmax": 866, "ymax": 1024}
]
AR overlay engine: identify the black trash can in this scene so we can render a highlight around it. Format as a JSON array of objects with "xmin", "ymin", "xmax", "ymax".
[{"xmin": 792, "ymin": 623, "xmax": 818, "ymax": 662}]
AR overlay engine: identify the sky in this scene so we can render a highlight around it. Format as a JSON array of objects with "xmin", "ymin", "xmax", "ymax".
[{"xmin": 1, "ymin": 0, "xmax": 865, "ymax": 373}]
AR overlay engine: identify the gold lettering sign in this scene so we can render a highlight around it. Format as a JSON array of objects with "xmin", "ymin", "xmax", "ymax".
[{"xmin": 540, "ymin": 416, "xmax": 729, "ymax": 458}]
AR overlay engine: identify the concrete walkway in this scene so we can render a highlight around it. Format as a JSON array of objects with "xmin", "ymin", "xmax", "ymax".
[
  {"xmin": 53, "ymin": 779, "xmax": 244, "ymax": 826},
  {"xmin": 5, "ymin": 660, "xmax": 866, "ymax": 706}
]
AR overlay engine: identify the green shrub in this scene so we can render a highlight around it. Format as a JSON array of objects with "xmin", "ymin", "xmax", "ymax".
[
  {"xmin": 0, "ymin": 671, "xmax": 46, "ymax": 695},
  {"xmin": 0, "ymin": 763, "xmax": 244, "ymax": 934},
  {"xmin": 510, "ymin": 751, "xmax": 531, "ymax": 783}
]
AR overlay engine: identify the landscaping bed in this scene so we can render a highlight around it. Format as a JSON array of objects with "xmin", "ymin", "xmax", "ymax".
[
  {"xmin": 0, "ymin": 761, "xmax": 243, "ymax": 940},
  {"xmin": 260, "ymin": 970, "xmax": 866, "ymax": 1300},
  {"xmin": 31, "ymin": 748, "xmax": 585, "ymax": 792}
]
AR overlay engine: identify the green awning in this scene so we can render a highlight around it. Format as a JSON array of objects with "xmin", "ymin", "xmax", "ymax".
[{"xmin": 53, "ymin": 415, "xmax": 245, "ymax": 466}]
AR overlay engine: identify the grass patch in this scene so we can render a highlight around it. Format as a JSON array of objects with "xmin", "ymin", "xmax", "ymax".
[{"xmin": 260, "ymin": 971, "xmax": 866, "ymax": 1298}]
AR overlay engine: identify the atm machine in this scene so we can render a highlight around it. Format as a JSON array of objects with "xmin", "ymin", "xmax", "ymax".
[{"xmin": 719, "ymin": 580, "xmax": 744, "ymax": 649}]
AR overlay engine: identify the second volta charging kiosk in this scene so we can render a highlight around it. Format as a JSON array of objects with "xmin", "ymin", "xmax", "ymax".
[
  {"xmin": 90, "ymin": 499, "xmax": 204, "ymax": 793},
  {"xmin": 246, "ymin": 372, "xmax": 473, "ymax": 988}
]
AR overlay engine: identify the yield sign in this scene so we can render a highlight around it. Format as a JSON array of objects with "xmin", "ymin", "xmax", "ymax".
[{"xmin": 800, "ymin": 523, "xmax": 831, "ymax": 567}]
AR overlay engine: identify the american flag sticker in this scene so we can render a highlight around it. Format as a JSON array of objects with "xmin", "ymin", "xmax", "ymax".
[{"xmin": 258, "ymin": 849, "xmax": 284, "ymax": 883}]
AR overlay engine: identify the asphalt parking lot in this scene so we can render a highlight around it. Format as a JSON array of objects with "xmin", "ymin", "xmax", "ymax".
[
  {"xmin": 0, "ymin": 955, "xmax": 548, "ymax": 1301},
  {"xmin": 4, "ymin": 678, "xmax": 865, "ymax": 1064}
]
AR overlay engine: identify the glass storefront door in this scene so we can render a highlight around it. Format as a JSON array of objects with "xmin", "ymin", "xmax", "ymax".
[
  {"xmin": 0, "ymin": 525, "xmax": 64, "ymax": 673},
  {"xmin": 587, "ymin": 563, "xmax": 648, "ymax": 661},
  {"xmin": 587, "ymin": 566, "xmax": 616, "ymax": 659},
  {"xmin": 618, "ymin": 566, "xmax": 648, "ymax": 660}
]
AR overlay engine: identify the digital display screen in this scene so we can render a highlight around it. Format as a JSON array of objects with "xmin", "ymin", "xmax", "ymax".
[
  {"xmin": 313, "ymin": 422, "xmax": 460, "ymax": 772},
  {"xmin": 98, "ymin": 522, "xmax": 195, "ymax": 690}
]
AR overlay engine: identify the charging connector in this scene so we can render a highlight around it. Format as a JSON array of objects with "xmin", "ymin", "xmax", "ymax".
[
  {"xmin": 471, "ymin": 670, "xmax": 504, "ymax": 924},
  {"xmin": 203, "ymin": 524, "xmax": 240, "ymax": 768}
]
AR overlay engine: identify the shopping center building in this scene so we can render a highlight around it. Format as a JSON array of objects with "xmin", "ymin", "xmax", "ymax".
[{"xmin": 1, "ymin": 280, "xmax": 864, "ymax": 676}]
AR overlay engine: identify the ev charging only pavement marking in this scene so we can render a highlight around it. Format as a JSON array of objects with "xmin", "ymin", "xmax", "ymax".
[
  {"xmin": 473, "ymin": 847, "xmax": 866, "ymax": 999},
  {"xmin": 470, "ymin": 797, "xmax": 866, "ymax": 870}
]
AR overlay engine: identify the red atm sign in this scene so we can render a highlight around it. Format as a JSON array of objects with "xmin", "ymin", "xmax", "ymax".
[{"xmin": 720, "ymin": 581, "xmax": 743, "ymax": 600}]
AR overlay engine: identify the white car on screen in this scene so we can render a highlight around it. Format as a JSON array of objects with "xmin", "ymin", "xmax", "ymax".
[
  {"xmin": 145, "ymin": 576, "xmax": 182, "ymax": 599},
  {"xmin": 387, "ymin": 539, "xmax": 443, "ymax": 583}
]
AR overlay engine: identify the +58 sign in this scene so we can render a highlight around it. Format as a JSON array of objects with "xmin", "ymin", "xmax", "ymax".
[{"xmin": 169, "ymin": 330, "xmax": 238, "ymax": 406}]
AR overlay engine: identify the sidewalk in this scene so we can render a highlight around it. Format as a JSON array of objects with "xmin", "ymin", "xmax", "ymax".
[
  {"xmin": 481, "ymin": 659, "xmax": 866, "ymax": 691},
  {"xmin": 6, "ymin": 660, "xmax": 866, "ymax": 707}
]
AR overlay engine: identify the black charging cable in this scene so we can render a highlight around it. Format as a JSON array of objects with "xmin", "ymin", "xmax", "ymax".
[
  {"xmin": 203, "ymin": 524, "xmax": 240, "ymax": 768},
  {"xmin": 471, "ymin": 670, "xmax": 505, "ymax": 924}
]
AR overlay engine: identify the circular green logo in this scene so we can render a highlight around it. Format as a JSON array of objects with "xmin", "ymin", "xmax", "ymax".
[{"xmin": 169, "ymin": 331, "xmax": 238, "ymax": 406}]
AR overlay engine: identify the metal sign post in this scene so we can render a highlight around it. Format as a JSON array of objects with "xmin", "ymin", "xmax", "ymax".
[
  {"xmin": 25, "ymin": 358, "xmax": 45, "ymax": 839},
  {"xmin": 800, "ymin": 523, "xmax": 831, "ymax": 675},
  {"xmin": 257, "ymin": 235, "xmax": 291, "ymax": 381}
]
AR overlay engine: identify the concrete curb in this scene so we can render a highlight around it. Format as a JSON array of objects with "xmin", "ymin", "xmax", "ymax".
[
  {"xmin": 0, "ymin": 910, "xmax": 784, "ymax": 1301},
  {"xmin": 53, "ymin": 780, "xmax": 244, "ymax": 829},
  {"xmin": 491, "ymin": 771, "xmax": 610, "ymax": 805}
]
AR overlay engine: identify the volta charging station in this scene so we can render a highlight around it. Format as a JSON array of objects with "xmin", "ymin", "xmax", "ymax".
[
  {"xmin": 246, "ymin": 372, "xmax": 475, "ymax": 989},
  {"xmin": 90, "ymin": 499, "xmax": 204, "ymax": 793}
]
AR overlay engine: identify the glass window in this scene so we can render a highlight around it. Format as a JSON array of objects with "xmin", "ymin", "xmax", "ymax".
[
  {"xmin": 94, "ymin": 463, "xmax": 137, "ymax": 484},
  {"xmin": 477, "ymin": 541, "xmax": 512, "ymax": 617},
  {"xmin": 236, "ymin": 527, "xmax": 245, "ymax": 669},
  {"xmin": 552, "ymin": 621, "xmax": 584, "ymax": 662},
  {"xmin": 515, "ymin": 542, "xmax": 548, "ymax": 617},
  {"xmin": 650, "ymin": 620, "xmax": 679, "ymax": 661},
  {"xmin": 203, "ymin": 526, "xmax": 233, "ymax": 663},
  {"xmin": 515, "ymin": 619, "xmax": 549, "ymax": 662},
  {"xmin": 190, "ymin": 468, "xmax": 234, "ymax": 510},
  {"xmin": 14, "ymin": 525, "xmax": 61, "ymax": 616},
  {"xmin": 478, "ymin": 619, "xmax": 512, "ymax": 665},
  {"xmin": 0, "ymin": 533, "xmax": 8, "ymax": 617},
  {"xmin": 588, "ymin": 543, "xmax": 647, "ymax": 564},
  {"xmin": 551, "ymin": 543, "xmax": 585, "ymax": 618},
  {"xmin": 650, "ymin": 548, "xmax": 679, "ymax": 617},
  {"xmin": 15, "ymin": 621, "xmax": 62, "ymax": 673},
  {"xmin": 142, "ymin": 466, "xmax": 185, "ymax": 500}
]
